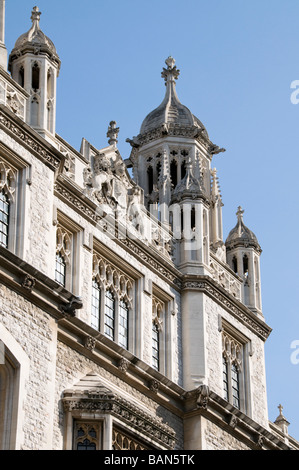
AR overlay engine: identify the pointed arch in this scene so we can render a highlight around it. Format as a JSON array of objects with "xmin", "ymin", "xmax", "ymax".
[{"xmin": 0, "ymin": 324, "xmax": 30, "ymax": 450}]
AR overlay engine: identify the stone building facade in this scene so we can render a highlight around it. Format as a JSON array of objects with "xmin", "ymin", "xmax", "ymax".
[{"xmin": 0, "ymin": 2, "xmax": 298, "ymax": 451}]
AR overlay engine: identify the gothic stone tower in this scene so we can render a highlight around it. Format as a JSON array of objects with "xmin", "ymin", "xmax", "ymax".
[
  {"xmin": 127, "ymin": 57, "xmax": 271, "ymax": 440},
  {"xmin": 0, "ymin": 3, "xmax": 297, "ymax": 450}
]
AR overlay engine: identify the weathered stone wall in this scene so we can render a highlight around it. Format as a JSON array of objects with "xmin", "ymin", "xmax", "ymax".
[
  {"xmin": 0, "ymin": 285, "xmax": 57, "ymax": 450},
  {"xmin": 204, "ymin": 419, "xmax": 251, "ymax": 450}
]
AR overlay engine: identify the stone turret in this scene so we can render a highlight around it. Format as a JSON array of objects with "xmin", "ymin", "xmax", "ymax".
[
  {"xmin": 8, "ymin": 6, "xmax": 61, "ymax": 144},
  {"xmin": 226, "ymin": 207, "xmax": 263, "ymax": 315}
]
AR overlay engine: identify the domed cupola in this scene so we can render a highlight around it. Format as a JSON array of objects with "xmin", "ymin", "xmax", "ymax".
[
  {"xmin": 139, "ymin": 56, "xmax": 208, "ymax": 138},
  {"xmin": 8, "ymin": 6, "xmax": 60, "ymax": 71},
  {"xmin": 225, "ymin": 206, "xmax": 261, "ymax": 253},
  {"xmin": 226, "ymin": 207, "xmax": 263, "ymax": 316},
  {"xmin": 8, "ymin": 6, "xmax": 61, "ymax": 142}
]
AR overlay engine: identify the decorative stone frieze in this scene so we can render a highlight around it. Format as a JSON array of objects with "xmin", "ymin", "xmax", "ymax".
[{"xmin": 62, "ymin": 384, "xmax": 176, "ymax": 449}]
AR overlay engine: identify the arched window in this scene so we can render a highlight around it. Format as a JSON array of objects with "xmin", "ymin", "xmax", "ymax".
[
  {"xmin": 180, "ymin": 207, "xmax": 184, "ymax": 233},
  {"xmin": 0, "ymin": 352, "xmax": 17, "ymax": 450},
  {"xmin": 91, "ymin": 279, "xmax": 101, "ymax": 330},
  {"xmin": 119, "ymin": 300, "xmax": 129, "ymax": 349},
  {"xmin": 104, "ymin": 290, "xmax": 115, "ymax": 340},
  {"xmin": 147, "ymin": 166, "xmax": 153, "ymax": 194},
  {"xmin": 18, "ymin": 66, "xmax": 24, "ymax": 88},
  {"xmin": 181, "ymin": 160, "xmax": 186, "ymax": 179},
  {"xmin": 191, "ymin": 206, "xmax": 196, "ymax": 231},
  {"xmin": 31, "ymin": 63, "xmax": 40, "ymax": 91},
  {"xmin": 243, "ymin": 254, "xmax": 249, "ymax": 277},
  {"xmin": 222, "ymin": 331, "xmax": 243, "ymax": 411},
  {"xmin": 232, "ymin": 256, "xmax": 238, "ymax": 274},
  {"xmin": 152, "ymin": 321, "xmax": 160, "ymax": 371},
  {"xmin": 74, "ymin": 423, "xmax": 98, "ymax": 451},
  {"xmin": 55, "ymin": 252, "xmax": 66, "ymax": 287},
  {"xmin": 0, "ymin": 190, "xmax": 9, "ymax": 248},
  {"xmin": 170, "ymin": 160, "xmax": 177, "ymax": 188},
  {"xmin": 222, "ymin": 356, "xmax": 229, "ymax": 401},
  {"xmin": 231, "ymin": 363, "xmax": 240, "ymax": 409},
  {"xmin": 55, "ymin": 225, "xmax": 73, "ymax": 290}
]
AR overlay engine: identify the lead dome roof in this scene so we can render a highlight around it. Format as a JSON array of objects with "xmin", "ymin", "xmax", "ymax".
[
  {"xmin": 225, "ymin": 207, "xmax": 261, "ymax": 252},
  {"xmin": 8, "ymin": 6, "xmax": 60, "ymax": 71},
  {"xmin": 139, "ymin": 57, "xmax": 208, "ymax": 138}
]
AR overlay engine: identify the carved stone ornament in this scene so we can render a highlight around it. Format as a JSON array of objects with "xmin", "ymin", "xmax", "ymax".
[
  {"xmin": 118, "ymin": 358, "xmax": 129, "ymax": 373},
  {"xmin": 196, "ymin": 384, "xmax": 210, "ymax": 409},
  {"xmin": 84, "ymin": 336, "xmax": 96, "ymax": 351},
  {"xmin": 228, "ymin": 414, "xmax": 239, "ymax": 429},
  {"xmin": 256, "ymin": 434, "xmax": 264, "ymax": 448},
  {"xmin": 21, "ymin": 274, "xmax": 36, "ymax": 292},
  {"xmin": 60, "ymin": 296, "xmax": 83, "ymax": 317},
  {"xmin": 149, "ymin": 379, "xmax": 160, "ymax": 393}
]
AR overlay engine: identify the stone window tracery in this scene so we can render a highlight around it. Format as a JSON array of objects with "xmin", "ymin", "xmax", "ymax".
[
  {"xmin": 73, "ymin": 421, "xmax": 102, "ymax": 451},
  {"xmin": 55, "ymin": 225, "xmax": 72, "ymax": 288},
  {"xmin": 92, "ymin": 252, "xmax": 133, "ymax": 350},
  {"xmin": 222, "ymin": 331, "xmax": 243, "ymax": 410},
  {"xmin": 0, "ymin": 160, "xmax": 17, "ymax": 251},
  {"xmin": 152, "ymin": 296, "xmax": 164, "ymax": 372}
]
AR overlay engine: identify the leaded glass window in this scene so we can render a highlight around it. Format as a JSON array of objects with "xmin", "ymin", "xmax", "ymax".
[
  {"xmin": 152, "ymin": 322, "xmax": 159, "ymax": 371},
  {"xmin": 91, "ymin": 279, "xmax": 101, "ymax": 330},
  {"xmin": 222, "ymin": 330, "xmax": 244, "ymax": 411},
  {"xmin": 0, "ymin": 191, "xmax": 9, "ymax": 248},
  {"xmin": 55, "ymin": 252, "xmax": 66, "ymax": 286},
  {"xmin": 74, "ymin": 423, "xmax": 99, "ymax": 451},
  {"xmin": 119, "ymin": 300, "xmax": 128, "ymax": 349},
  {"xmin": 231, "ymin": 363, "xmax": 240, "ymax": 409},
  {"xmin": 223, "ymin": 356, "xmax": 229, "ymax": 401},
  {"xmin": 104, "ymin": 290, "xmax": 115, "ymax": 340}
]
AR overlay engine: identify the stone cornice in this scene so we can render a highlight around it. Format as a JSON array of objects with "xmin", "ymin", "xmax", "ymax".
[
  {"xmin": 0, "ymin": 105, "xmax": 62, "ymax": 171},
  {"xmin": 62, "ymin": 389, "xmax": 176, "ymax": 450},
  {"xmin": 182, "ymin": 276, "xmax": 272, "ymax": 341},
  {"xmin": 129, "ymin": 123, "xmax": 215, "ymax": 154}
]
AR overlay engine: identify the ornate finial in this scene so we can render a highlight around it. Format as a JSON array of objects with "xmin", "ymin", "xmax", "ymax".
[
  {"xmin": 107, "ymin": 121, "xmax": 119, "ymax": 146},
  {"xmin": 274, "ymin": 404, "xmax": 290, "ymax": 435},
  {"xmin": 31, "ymin": 6, "xmax": 41, "ymax": 24},
  {"xmin": 161, "ymin": 56, "xmax": 180, "ymax": 85},
  {"xmin": 236, "ymin": 206, "xmax": 244, "ymax": 222}
]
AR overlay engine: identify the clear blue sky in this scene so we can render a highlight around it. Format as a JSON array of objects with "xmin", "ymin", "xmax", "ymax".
[{"xmin": 5, "ymin": 0, "xmax": 299, "ymax": 441}]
